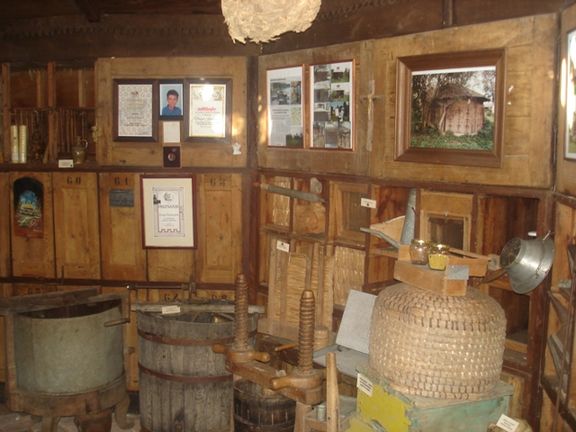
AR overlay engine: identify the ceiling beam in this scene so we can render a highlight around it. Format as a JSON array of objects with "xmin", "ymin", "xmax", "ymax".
[{"xmin": 74, "ymin": 0, "xmax": 101, "ymax": 22}]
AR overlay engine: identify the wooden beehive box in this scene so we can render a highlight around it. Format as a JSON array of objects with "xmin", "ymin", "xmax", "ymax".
[{"xmin": 393, "ymin": 245, "xmax": 490, "ymax": 296}]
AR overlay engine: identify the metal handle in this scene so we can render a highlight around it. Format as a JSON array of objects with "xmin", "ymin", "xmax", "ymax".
[{"xmin": 104, "ymin": 318, "xmax": 130, "ymax": 327}]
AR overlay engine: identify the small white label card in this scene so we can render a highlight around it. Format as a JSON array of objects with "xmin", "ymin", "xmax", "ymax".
[
  {"xmin": 495, "ymin": 414, "xmax": 519, "ymax": 432},
  {"xmin": 357, "ymin": 372, "xmax": 373, "ymax": 397},
  {"xmin": 276, "ymin": 240, "xmax": 290, "ymax": 253},
  {"xmin": 161, "ymin": 305, "xmax": 181, "ymax": 315},
  {"xmin": 162, "ymin": 121, "xmax": 181, "ymax": 143},
  {"xmin": 360, "ymin": 197, "xmax": 376, "ymax": 209}
]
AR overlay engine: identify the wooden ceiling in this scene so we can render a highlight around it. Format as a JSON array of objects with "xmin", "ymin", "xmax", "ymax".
[
  {"xmin": 0, "ymin": 0, "xmax": 568, "ymax": 63},
  {"xmin": 0, "ymin": 0, "xmax": 222, "ymax": 23}
]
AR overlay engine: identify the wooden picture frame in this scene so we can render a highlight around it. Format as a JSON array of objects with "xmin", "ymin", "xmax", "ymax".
[
  {"xmin": 310, "ymin": 60, "xmax": 354, "ymax": 150},
  {"xmin": 140, "ymin": 175, "xmax": 196, "ymax": 248},
  {"xmin": 566, "ymin": 29, "xmax": 576, "ymax": 160},
  {"xmin": 185, "ymin": 78, "xmax": 232, "ymax": 143},
  {"xmin": 395, "ymin": 50, "xmax": 505, "ymax": 167},
  {"xmin": 266, "ymin": 66, "xmax": 304, "ymax": 148},
  {"xmin": 113, "ymin": 79, "xmax": 158, "ymax": 141},
  {"xmin": 159, "ymin": 80, "xmax": 184, "ymax": 120}
]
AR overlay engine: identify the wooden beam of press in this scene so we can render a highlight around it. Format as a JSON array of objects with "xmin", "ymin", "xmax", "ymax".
[{"xmin": 131, "ymin": 302, "xmax": 265, "ymax": 314}]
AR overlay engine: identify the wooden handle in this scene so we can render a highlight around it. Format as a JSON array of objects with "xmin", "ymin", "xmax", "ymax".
[{"xmin": 326, "ymin": 351, "xmax": 339, "ymax": 432}]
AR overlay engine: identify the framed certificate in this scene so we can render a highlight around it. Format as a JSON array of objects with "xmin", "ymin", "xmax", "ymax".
[
  {"xmin": 140, "ymin": 175, "xmax": 196, "ymax": 248},
  {"xmin": 113, "ymin": 79, "xmax": 158, "ymax": 141},
  {"xmin": 185, "ymin": 78, "xmax": 232, "ymax": 143}
]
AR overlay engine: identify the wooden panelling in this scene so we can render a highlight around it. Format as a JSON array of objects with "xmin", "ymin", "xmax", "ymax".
[
  {"xmin": 147, "ymin": 249, "xmax": 194, "ymax": 282},
  {"xmin": 257, "ymin": 42, "xmax": 371, "ymax": 176},
  {"xmin": 370, "ymin": 14, "xmax": 555, "ymax": 188},
  {"xmin": 10, "ymin": 172, "xmax": 55, "ymax": 278},
  {"xmin": 0, "ymin": 174, "xmax": 10, "ymax": 276},
  {"xmin": 94, "ymin": 56, "xmax": 247, "ymax": 168},
  {"xmin": 196, "ymin": 173, "xmax": 242, "ymax": 284},
  {"xmin": 52, "ymin": 172, "xmax": 100, "ymax": 279},
  {"xmin": 99, "ymin": 172, "xmax": 146, "ymax": 281},
  {"xmin": 557, "ymin": 4, "xmax": 576, "ymax": 196}
]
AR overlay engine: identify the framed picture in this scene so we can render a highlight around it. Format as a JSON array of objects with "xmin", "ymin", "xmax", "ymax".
[
  {"xmin": 140, "ymin": 175, "xmax": 196, "ymax": 248},
  {"xmin": 159, "ymin": 81, "xmax": 184, "ymax": 119},
  {"xmin": 310, "ymin": 60, "xmax": 354, "ymax": 150},
  {"xmin": 113, "ymin": 79, "xmax": 158, "ymax": 141},
  {"xmin": 395, "ymin": 50, "xmax": 505, "ymax": 167},
  {"xmin": 13, "ymin": 176, "xmax": 44, "ymax": 238},
  {"xmin": 267, "ymin": 66, "xmax": 304, "ymax": 147},
  {"xmin": 566, "ymin": 30, "xmax": 576, "ymax": 160},
  {"xmin": 185, "ymin": 78, "xmax": 232, "ymax": 143}
]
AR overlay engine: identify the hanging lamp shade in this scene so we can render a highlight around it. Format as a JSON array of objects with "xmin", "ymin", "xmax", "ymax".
[{"xmin": 221, "ymin": 0, "xmax": 321, "ymax": 43}]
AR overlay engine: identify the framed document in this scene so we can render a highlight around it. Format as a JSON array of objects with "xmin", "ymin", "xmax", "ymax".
[
  {"xmin": 113, "ymin": 79, "xmax": 158, "ymax": 141},
  {"xmin": 140, "ymin": 175, "xmax": 196, "ymax": 248},
  {"xmin": 267, "ymin": 66, "xmax": 304, "ymax": 147},
  {"xmin": 185, "ymin": 78, "xmax": 232, "ymax": 143}
]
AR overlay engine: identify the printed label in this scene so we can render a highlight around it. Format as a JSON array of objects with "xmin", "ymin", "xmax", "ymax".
[
  {"xmin": 357, "ymin": 373, "xmax": 373, "ymax": 396},
  {"xmin": 276, "ymin": 240, "xmax": 290, "ymax": 253},
  {"xmin": 496, "ymin": 415, "xmax": 519, "ymax": 432},
  {"xmin": 360, "ymin": 198, "xmax": 376, "ymax": 209},
  {"xmin": 161, "ymin": 305, "xmax": 181, "ymax": 315}
]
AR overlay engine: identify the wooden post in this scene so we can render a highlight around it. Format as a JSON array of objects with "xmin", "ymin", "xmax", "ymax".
[
  {"xmin": 326, "ymin": 351, "xmax": 340, "ymax": 432},
  {"xmin": 1, "ymin": 63, "xmax": 10, "ymax": 163}
]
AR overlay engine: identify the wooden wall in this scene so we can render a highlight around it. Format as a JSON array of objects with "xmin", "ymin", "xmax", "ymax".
[
  {"xmin": 259, "ymin": 14, "xmax": 556, "ymax": 187},
  {"xmin": 370, "ymin": 14, "xmax": 556, "ymax": 187},
  {"xmin": 95, "ymin": 56, "xmax": 248, "ymax": 168},
  {"xmin": 557, "ymin": 5, "xmax": 576, "ymax": 196}
]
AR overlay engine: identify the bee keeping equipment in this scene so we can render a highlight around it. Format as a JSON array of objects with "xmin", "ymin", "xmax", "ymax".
[{"xmin": 0, "ymin": 288, "xmax": 131, "ymax": 432}]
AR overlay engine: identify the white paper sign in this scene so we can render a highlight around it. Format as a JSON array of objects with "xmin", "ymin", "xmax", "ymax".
[
  {"xmin": 161, "ymin": 305, "xmax": 181, "ymax": 315},
  {"xmin": 496, "ymin": 415, "xmax": 519, "ymax": 432},
  {"xmin": 163, "ymin": 121, "xmax": 181, "ymax": 143},
  {"xmin": 276, "ymin": 240, "xmax": 290, "ymax": 253},
  {"xmin": 357, "ymin": 373, "xmax": 373, "ymax": 396}
]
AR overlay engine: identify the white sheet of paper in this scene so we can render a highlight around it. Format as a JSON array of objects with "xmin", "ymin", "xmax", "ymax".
[
  {"xmin": 335, "ymin": 289, "xmax": 376, "ymax": 354},
  {"xmin": 163, "ymin": 121, "xmax": 181, "ymax": 143}
]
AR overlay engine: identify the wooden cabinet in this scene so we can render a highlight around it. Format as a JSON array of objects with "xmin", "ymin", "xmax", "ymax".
[
  {"xmin": 541, "ymin": 200, "xmax": 576, "ymax": 430},
  {"xmin": 99, "ymin": 172, "xmax": 147, "ymax": 281},
  {"xmin": 9, "ymin": 172, "xmax": 55, "ymax": 278},
  {"xmin": 53, "ymin": 172, "xmax": 101, "ymax": 279}
]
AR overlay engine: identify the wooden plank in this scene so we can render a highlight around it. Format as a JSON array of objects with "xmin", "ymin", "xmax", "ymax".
[
  {"xmin": 147, "ymin": 249, "xmax": 194, "ymax": 282},
  {"xmin": 0, "ymin": 174, "xmax": 10, "ymax": 277},
  {"xmin": 196, "ymin": 173, "xmax": 242, "ymax": 283},
  {"xmin": 52, "ymin": 172, "xmax": 101, "ymax": 279},
  {"xmin": 393, "ymin": 260, "xmax": 467, "ymax": 296},
  {"xmin": 10, "ymin": 172, "xmax": 55, "ymax": 278},
  {"xmin": 369, "ymin": 14, "xmax": 555, "ymax": 188},
  {"xmin": 99, "ymin": 172, "xmax": 146, "ymax": 281}
]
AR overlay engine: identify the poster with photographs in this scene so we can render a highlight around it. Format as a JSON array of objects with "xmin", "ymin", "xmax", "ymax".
[
  {"xmin": 267, "ymin": 66, "xmax": 303, "ymax": 147},
  {"xmin": 310, "ymin": 61, "xmax": 353, "ymax": 149},
  {"xmin": 567, "ymin": 29, "xmax": 576, "ymax": 160}
]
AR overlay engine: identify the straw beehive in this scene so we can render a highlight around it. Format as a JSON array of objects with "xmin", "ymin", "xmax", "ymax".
[{"xmin": 369, "ymin": 283, "xmax": 506, "ymax": 400}]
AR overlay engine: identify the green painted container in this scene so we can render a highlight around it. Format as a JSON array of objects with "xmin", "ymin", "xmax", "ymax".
[{"xmin": 348, "ymin": 369, "xmax": 512, "ymax": 432}]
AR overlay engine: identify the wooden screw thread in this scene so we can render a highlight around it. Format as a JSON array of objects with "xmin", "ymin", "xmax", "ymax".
[
  {"xmin": 297, "ymin": 290, "xmax": 316, "ymax": 374},
  {"xmin": 234, "ymin": 273, "xmax": 249, "ymax": 351}
]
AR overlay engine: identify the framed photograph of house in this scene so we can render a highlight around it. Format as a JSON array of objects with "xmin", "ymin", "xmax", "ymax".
[
  {"xmin": 267, "ymin": 66, "xmax": 304, "ymax": 147},
  {"xmin": 395, "ymin": 50, "xmax": 505, "ymax": 167},
  {"xmin": 185, "ymin": 78, "xmax": 232, "ymax": 143},
  {"xmin": 310, "ymin": 60, "xmax": 354, "ymax": 150},
  {"xmin": 140, "ymin": 175, "xmax": 196, "ymax": 248},
  {"xmin": 113, "ymin": 79, "xmax": 158, "ymax": 141},
  {"xmin": 566, "ymin": 30, "xmax": 576, "ymax": 160}
]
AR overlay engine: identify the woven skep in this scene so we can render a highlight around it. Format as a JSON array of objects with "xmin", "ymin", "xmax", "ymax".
[
  {"xmin": 221, "ymin": 0, "xmax": 321, "ymax": 43},
  {"xmin": 369, "ymin": 283, "xmax": 506, "ymax": 400}
]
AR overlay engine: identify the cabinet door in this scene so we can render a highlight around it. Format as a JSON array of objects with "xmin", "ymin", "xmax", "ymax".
[
  {"xmin": 53, "ymin": 172, "xmax": 100, "ymax": 279},
  {"xmin": 196, "ymin": 173, "xmax": 242, "ymax": 283},
  {"xmin": 10, "ymin": 172, "xmax": 55, "ymax": 277},
  {"xmin": 99, "ymin": 173, "xmax": 146, "ymax": 281}
]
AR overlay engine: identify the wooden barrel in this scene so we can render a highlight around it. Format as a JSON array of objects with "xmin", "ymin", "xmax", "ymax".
[
  {"xmin": 138, "ymin": 310, "xmax": 256, "ymax": 432},
  {"xmin": 234, "ymin": 379, "xmax": 296, "ymax": 432}
]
